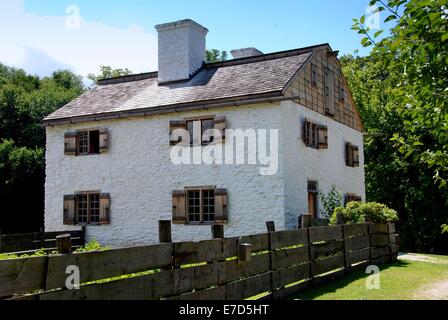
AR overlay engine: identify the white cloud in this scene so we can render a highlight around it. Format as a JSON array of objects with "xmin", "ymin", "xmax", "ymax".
[{"xmin": 0, "ymin": 0, "xmax": 158, "ymax": 77}]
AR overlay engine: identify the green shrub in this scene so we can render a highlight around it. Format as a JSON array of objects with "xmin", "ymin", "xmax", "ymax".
[
  {"xmin": 74, "ymin": 240, "xmax": 110, "ymax": 253},
  {"xmin": 330, "ymin": 202, "xmax": 399, "ymax": 225}
]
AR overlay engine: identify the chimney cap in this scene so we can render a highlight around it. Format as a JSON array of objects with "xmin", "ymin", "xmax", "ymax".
[
  {"xmin": 155, "ymin": 19, "xmax": 208, "ymax": 34},
  {"xmin": 230, "ymin": 47, "xmax": 264, "ymax": 59}
]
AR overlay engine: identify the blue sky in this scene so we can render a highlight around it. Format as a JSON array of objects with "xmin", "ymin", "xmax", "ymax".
[{"xmin": 0, "ymin": 0, "xmax": 384, "ymax": 78}]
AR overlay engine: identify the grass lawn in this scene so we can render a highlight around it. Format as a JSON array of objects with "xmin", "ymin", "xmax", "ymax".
[{"xmin": 293, "ymin": 253, "xmax": 448, "ymax": 300}]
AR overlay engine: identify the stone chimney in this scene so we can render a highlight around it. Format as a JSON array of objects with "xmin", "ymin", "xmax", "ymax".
[
  {"xmin": 230, "ymin": 47, "xmax": 264, "ymax": 59},
  {"xmin": 155, "ymin": 19, "xmax": 209, "ymax": 84}
]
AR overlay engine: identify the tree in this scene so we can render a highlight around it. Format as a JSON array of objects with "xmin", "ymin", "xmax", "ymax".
[
  {"xmin": 206, "ymin": 49, "xmax": 228, "ymax": 63},
  {"xmin": 0, "ymin": 64, "xmax": 85, "ymax": 233},
  {"xmin": 345, "ymin": 0, "xmax": 448, "ymax": 253},
  {"xmin": 87, "ymin": 65, "xmax": 133, "ymax": 84}
]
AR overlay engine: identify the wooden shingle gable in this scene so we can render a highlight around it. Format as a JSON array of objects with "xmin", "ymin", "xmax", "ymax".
[{"xmin": 282, "ymin": 46, "xmax": 363, "ymax": 132}]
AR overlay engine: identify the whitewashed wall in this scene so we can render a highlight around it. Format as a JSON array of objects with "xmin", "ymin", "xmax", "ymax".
[
  {"xmin": 280, "ymin": 100, "xmax": 366, "ymax": 228},
  {"xmin": 45, "ymin": 103, "xmax": 286, "ymax": 247},
  {"xmin": 45, "ymin": 101, "xmax": 365, "ymax": 247}
]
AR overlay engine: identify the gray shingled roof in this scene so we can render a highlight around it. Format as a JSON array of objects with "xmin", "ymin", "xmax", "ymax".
[{"xmin": 44, "ymin": 48, "xmax": 316, "ymax": 124}]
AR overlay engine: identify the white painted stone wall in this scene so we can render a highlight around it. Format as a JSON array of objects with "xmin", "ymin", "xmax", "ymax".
[
  {"xmin": 45, "ymin": 103, "xmax": 286, "ymax": 247},
  {"xmin": 280, "ymin": 100, "xmax": 366, "ymax": 228},
  {"xmin": 45, "ymin": 101, "xmax": 365, "ymax": 247}
]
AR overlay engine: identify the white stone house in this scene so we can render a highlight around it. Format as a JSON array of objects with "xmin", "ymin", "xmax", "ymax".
[{"xmin": 43, "ymin": 19, "xmax": 365, "ymax": 247}]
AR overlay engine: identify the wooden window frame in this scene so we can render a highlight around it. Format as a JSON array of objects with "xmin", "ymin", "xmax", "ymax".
[
  {"xmin": 74, "ymin": 191, "xmax": 101, "ymax": 226},
  {"xmin": 346, "ymin": 142, "xmax": 360, "ymax": 167},
  {"xmin": 185, "ymin": 117, "xmax": 215, "ymax": 146},
  {"xmin": 76, "ymin": 129, "xmax": 101, "ymax": 156},
  {"xmin": 345, "ymin": 193, "xmax": 362, "ymax": 206},
  {"xmin": 186, "ymin": 187, "xmax": 216, "ymax": 225}
]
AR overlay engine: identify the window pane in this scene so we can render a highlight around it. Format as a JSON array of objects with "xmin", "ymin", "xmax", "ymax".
[
  {"xmin": 201, "ymin": 119, "xmax": 214, "ymax": 145},
  {"xmin": 203, "ymin": 190, "xmax": 215, "ymax": 222},
  {"xmin": 78, "ymin": 132, "xmax": 89, "ymax": 154},
  {"xmin": 187, "ymin": 121, "xmax": 194, "ymax": 146},
  {"xmin": 89, "ymin": 130, "xmax": 100, "ymax": 154},
  {"xmin": 187, "ymin": 190, "xmax": 201, "ymax": 222},
  {"xmin": 76, "ymin": 194, "xmax": 88, "ymax": 223},
  {"xmin": 89, "ymin": 194, "xmax": 100, "ymax": 223}
]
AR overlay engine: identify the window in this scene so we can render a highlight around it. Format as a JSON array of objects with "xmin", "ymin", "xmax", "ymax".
[
  {"xmin": 303, "ymin": 119, "xmax": 328, "ymax": 149},
  {"xmin": 170, "ymin": 117, "xmax": 226, "ymax": 146},
  {"xmin": 64, "ymin": 129, "xmax": 108, "ymax": 155},
  {"xmin": 339, "ymin": 84, "xmax": 346, "ymax": 103},
  {"xmin": 345, "ymin": 193, "xmax": 362, "ymax": 206},
  {"xmin": 311, "ymin": 64, "xmax": 318, "ymax": 87},
  {"xmin": 307, "ymin": 181, "xmax": 318, "ymax": 218},
  {"xmin": 64, "ymin": 192, "xmax": 110, "ymax": 225},
  {"xmin": 187, "ymin": 189, "xmax": 215, "ymax": 223},
  {"xmin": 324, "ymin": 67, "xmax": 335, "ymax": 115},
  {"xmin": 76, "ymin": 193, "xmax": 100, "ymax": 224},
  {"xmin": 186, "ymin": 118, "xmax": 215, "ymax": 146},
  {"xmin": 172, "ymin": 188, "xmax": 227, "ymax": 225},
  {"xmin": 78, "ymin": 130, "xmax": 99, "ymax": 155},
  {"xmin": 346, "ymin": 142, "xmax": 360, "ymax": 167}
]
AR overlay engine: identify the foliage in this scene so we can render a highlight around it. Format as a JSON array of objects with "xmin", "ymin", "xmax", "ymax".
[
  {"xmin": 206, "ymin": 49, "xmax": 228, "ymax": 63},
  {"xmin": 0, "ymin": 63, "xmax": 85, "ymax": 233},
  {"xmin": 353, "ymin": 0, "xmax": 448, "ymax": 188},
  {"xmin": 319, "ymin": 185, "xmax": 343, "ymax": 218},
  {"xmin": 330, "ymin": 202, "xmax": 399, "ymax": 225},
  {"xmin": 442, "ymin": 225, "xmax": 448, "ymax": 234},
  {"xmin": 74, "ymin": 240, "xmax": 110, "ymax": 253},
  {"xmin": 87, "ymin": 65, "xmax": 133, "ymax": 84}
]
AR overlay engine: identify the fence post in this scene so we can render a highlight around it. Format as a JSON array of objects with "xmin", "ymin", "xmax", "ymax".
[
  {"xmin": 266, "ymin": 221, "xmax": 275, "ymax": 232},
  {"xmin": 56, "ymin": 234, "xmax": 72, "ymax": 254},
  {"xmin": 211, "ymin": 224, "xmax": 224, "ymax": 239},
  {"xmin": 0, "ymin": 228, "xmax": 2, "ymax": 253},
  {"xmin": 81, "ymin": 226, "xmax": 86, "ymax": 246},
  {"xmin": 159, "ymin": 220, "xmax": 172, "ymax": 243},
  {"xmin": 40, "ymin": 227, "xmax": 45, "ymax": 249},
  {"xmin": 301, "ymin": 214, "xmax": 312, "ymax": 229},
  {"xmin": 336, "ymin": 213, "xmax": 344, "ymax": 225}
]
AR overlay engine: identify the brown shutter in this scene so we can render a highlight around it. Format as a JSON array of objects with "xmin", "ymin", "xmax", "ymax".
[
  {"xmin": 172, "ymin": 190, "xmax": 187, "ymax": 224},
  {"xmin": 318, "ymin": 125, "xmax": 328, "ymax": 149},
  {"xmin": 352, "ymin": 146, "xmax": 360, "ymax": 167},
  {"xmin": 213, "ymin": 116, "xmax": 226, "ymax": 143},
  {"xmin": 169, "ymin": 120, "xmax": 187, "ymax": 146},
  {"xmin": 345, "ymin": 193, "xmax": 361, "ymax": 206},
  {"xmin": 303, "ymin": 119, "xmax": 311, "ymax": 146},
  {"xmin": 99, "ymin": 129, "xmax": 109, "ymax": 153},
  {"xmin": 63, "ymin": 195, "xmax": 76, "ymax": 225},
  {"xmin": 64, "ymin": 132, "xmax": 77, "ymax": 155},
  {"xmin": 214, "ymin": 189, "xmax": 228, "ymax": 224},
  {"xmin": 346, "ymin": 142, "xmax": 354, "ymax": 166},
  {"xmin": 99, "ymin": 193, "xmax": 110, "ymax": 225}
]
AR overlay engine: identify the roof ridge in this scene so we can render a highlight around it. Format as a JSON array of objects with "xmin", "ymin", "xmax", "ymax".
[{"xmin": 96, "ymin": 43, "xmax": 331, "ymax": 86}]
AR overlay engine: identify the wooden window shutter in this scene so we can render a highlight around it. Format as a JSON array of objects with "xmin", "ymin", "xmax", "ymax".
[
  {"xmin": 346, "ymin": 142, "xmax": 354, "ymax": 166},
  {"xmin": 172, "ymin": 190, "xmax": 187, "ymax": 224},
  {"xmin": 99, "ymin": 193, "xmax": 111, "ymax": 225},
  {"xmin": 345, "ymin": 193, "xmax": 362, "ymax": 206},
  {"xmin": 63, "ymin": 195, "xmax": 76, "ymax": 225},
  {"xmin": 169, "ymin": 120, "xmax": 187, "ymax": 146},
  {"xmin": 352, "ymin": 146, "xmax": 360, "ymax": 167},
  {"xmin": 64, "ymin": 132, "xmax": 77, "ymax": 155},
  {"xmin": 311, "ymin": 64, "xmax": 318, "ymax": 87},
  {"xmin": 213, "ymin": 116, "xmax": 226, "ymax": 143},
  {"xmin": 324, "ymin": 67, "xmax": 335, "ymax": 115},
  {"xmin": 99, "ymin": 129, "xmax": 109, "ymax": 153},
  {"xmin": 317, "ymin": 125, "xmax": 328, "ymax": 149},
  {"xmin": 214, "ymin": 189, "xmax": 228, "ymax": 224},
  {"xmin": 303, "ymin": 119, "xmax": 311, "ymax": 146}
]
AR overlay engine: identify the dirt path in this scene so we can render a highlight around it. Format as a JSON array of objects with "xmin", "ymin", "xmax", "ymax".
[
  {"xmin": 398, "ymin": 253, "xmax": 448, "ymax": 264},
  {"xmin": 413, "ymin": 280, "xmax": 448, "ymax": 300}
]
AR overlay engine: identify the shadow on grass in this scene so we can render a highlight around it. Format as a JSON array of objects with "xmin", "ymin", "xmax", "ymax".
[{"xmin": 294, "ymin": 260, "xmax": 410, "ymax": 300}]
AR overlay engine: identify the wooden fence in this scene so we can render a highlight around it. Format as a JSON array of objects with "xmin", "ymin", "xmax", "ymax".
[
  {"xmin": 0, "ymin": 222, "xmax": 398, "ymax": 300},
  {"xmin": 0, "ymin": 228, "xmax": 85, "ymax": 254}
]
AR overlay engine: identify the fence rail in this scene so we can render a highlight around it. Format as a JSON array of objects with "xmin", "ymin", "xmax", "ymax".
[
  {"xmin": 0, "ymin": 228, "xmax": 85, "ymax": 254},
  {"xmin": 0, "ymin": 221, "xmax": 398, "ymax": 300}
]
